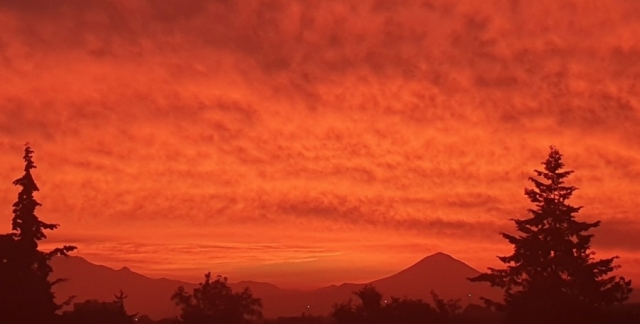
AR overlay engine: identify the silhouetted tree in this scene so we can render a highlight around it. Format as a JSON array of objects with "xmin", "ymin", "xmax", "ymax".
[
  {"xmin": 0, "ymin": 145, "xmax": 76, "ymax": 324},
  {"xmin": 113, "ymin": 290, "xmax": 138, "ymax": 320},
  {"xmin": 430, "ymin": 291, "xmax": 462, "ymax": 317},
  {"xmin": 469, "ymin": 147, "xmax": 632, "ymax": 324},
  {"xmin": 332, "ymin": 299, "xmax": 360, "ymax": 324},
  {"xmin": 332, "ymin": 285, "xmax": 463, "ymax": 324},
  {"xmin": 355, "ymin": 285, "xmax": 383, "ymax": 318},
  {"xmin": 382, "ymin": 296, "xmax": 443, "ymax": 324},
  {"xmin": 172, "ymin": 272, "xmax": 262, "ymax": 324},
  {"xmin": 61, "ymin": 291, "xmax": 136, "ymax": 324},
  {"xmin": 332, "ymin": 285, "xmax": 386, "ymax": 324}
]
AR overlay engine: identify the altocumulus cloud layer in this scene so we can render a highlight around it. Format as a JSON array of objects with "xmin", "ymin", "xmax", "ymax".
[{"xmin": 0, "ymin": 0, "xmax": 639, "ymax": 287}]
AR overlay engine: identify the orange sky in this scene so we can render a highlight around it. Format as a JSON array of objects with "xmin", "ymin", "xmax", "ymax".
[{"xmin": 1, "ymin": 0, "xmax": 639, "ymax": 289}]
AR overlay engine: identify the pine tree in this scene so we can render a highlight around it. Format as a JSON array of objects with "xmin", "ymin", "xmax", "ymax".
[
  {"xmin": 0, "ymin": 145, "xmax": 76, "ymax": 324},
  {"xmin": 469, "ymin": 147, "xmax": 632, "ymax": 324}
]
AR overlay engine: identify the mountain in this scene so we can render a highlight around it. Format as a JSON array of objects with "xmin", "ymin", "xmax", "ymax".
[
  {"xmin": 50, "ymin": 256, "xmax": 195, "ymax": 319},
  {"xmin": 371, "ymin": 252, "xmax": 500, "ymax": 302},
  {"xmin": 291, "ymin": 252, "xmax": 502, "ymax": 316},
  {"xmin": 50, "ymin": 253, "xmax": 502, "ymax": 319}
]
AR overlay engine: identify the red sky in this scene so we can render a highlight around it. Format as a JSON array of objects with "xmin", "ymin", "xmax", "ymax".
[{"xmin": 1, "ymin": 0, "xmax": 639, "ymax": 289}]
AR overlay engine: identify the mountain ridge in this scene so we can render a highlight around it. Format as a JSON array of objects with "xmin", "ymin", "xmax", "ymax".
[
  {"xmin": 51, "ymin": 253, "xmax": 501, "ymax": 319},
  {"xmin": 47, "ymin": 253, "xmax": 515, "ymax": 319}
]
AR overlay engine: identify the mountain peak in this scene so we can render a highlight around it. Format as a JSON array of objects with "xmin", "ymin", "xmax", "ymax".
[
  {"xmin": 365, "ymin": 252, "xmax": 503, "ymax": 306},
  {"xmin": 409, "ymin": 252, "xmax": 470, "ymax": 268},
  {"xmin": 426, "ymin": 252, "xmax": 455, "ymax": 259},
  {"xmin": 370, "ymin": 252, "xmax": 481, "ymax": 288}
]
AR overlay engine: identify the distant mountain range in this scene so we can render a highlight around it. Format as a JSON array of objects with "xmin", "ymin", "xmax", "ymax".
[{"xmin": 50, "ymin": 252, "xmax": 637, "ymax": 320}]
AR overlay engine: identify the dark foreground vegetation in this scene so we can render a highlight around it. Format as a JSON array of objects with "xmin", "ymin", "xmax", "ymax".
[{"xmin": 0, "ymin": 145, "xmax": 638, "ymax": 323}]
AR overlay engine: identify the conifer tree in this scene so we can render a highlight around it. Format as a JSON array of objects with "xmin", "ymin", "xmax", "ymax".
[
  {"xmin": 469, "ymin": 147, "xmax": 632, "ymax": 324},
  {"xmin": 0, "ymin": 145, "xmax": 76, "ymax": 324},
  {"xmin": 114, "ymin": 290, "xmax": 138, "ymax": 320}
]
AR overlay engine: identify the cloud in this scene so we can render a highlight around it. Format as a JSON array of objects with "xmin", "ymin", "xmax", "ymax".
[{"xmin": 0, "ymin": 0, "xmax": 639, "ymax": 287}]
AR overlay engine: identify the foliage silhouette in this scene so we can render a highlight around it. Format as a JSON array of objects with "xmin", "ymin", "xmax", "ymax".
[
  {"xmin": 172, "ymin": 272, "xmax": 263, "ymax": 324},
  {"xmin": 469, "ymin": 146, "xmax": 632, "ymax": 324},
  {"xmin": 355, "ymin": 285, "xmax": 383, "ymax": 317},
  {"xmin": 332, "ymin": 285, "xmax": 465, "ymax": 324},
  {"xmin": 60, "ymin": 290, "xmax": 137, "ymax": 324},
  {"xmin": 112, "ymin": 290, "xmax": 139, "ymax": 321},
  {"xmin": 430, "ymin": 291, "xmax": 462, "ymax": 317},
  {"xmin": 0, "ymin": 145, "xmax": 76, "ymax": 324}
]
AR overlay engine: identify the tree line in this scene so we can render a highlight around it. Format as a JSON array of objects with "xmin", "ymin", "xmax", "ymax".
[{"xmin": 0, "ymin": 145, "xmax": 636, "ymax": 323}]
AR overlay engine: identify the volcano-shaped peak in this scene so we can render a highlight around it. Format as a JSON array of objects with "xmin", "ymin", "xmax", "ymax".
[
  {"xmin": 371, "ymin": 252, "xmax": 481, "ymax": 287},
  {"xmin": 424, "ymin": 252, "xmax": 456, "ymax": 261},
  {"xmin": 365, "ymin": 252, "xmax": 499, "ymax": 304}
]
